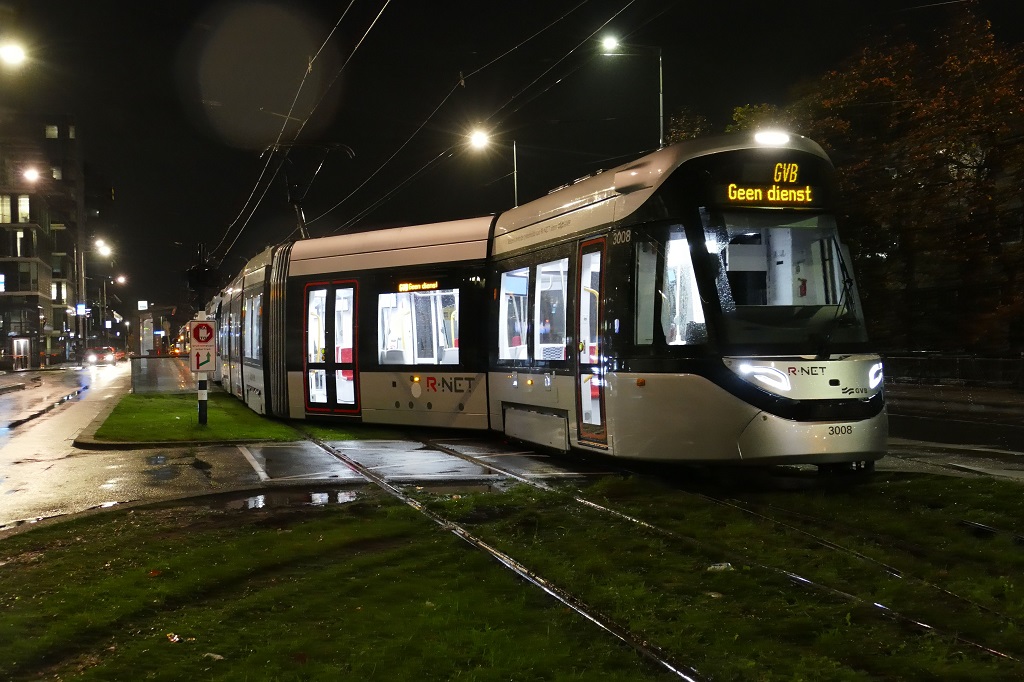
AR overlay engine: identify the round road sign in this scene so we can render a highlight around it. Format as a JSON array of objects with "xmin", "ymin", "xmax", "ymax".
[{"xmin": 192, "ymin": 322, "xmax": 214, "ymax": 344}]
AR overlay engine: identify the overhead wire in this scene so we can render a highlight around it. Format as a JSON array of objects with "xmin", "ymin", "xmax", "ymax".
[
  {"xmin": 307, "ymin": 1, "xmax": 595, "ymax": 231},
  {"xmin": 209, "ymin": 0, "xmax": 357, "ymax": 260},
  {"xmin": 212, "ymin": 0, "xmax": 386, "ymax": 264},
  {"xmin": 324, "ymin": 0, "xmax": 667, "ymax": 235}
]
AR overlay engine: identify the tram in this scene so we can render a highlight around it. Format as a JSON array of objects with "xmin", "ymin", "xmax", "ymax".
[{"xmin": 208, "ymin": 131, "xmax": 887, "ymax": 466}]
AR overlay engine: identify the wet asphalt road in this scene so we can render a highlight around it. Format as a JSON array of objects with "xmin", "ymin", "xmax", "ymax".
[
  {"xmin": 0, "ymin": 364, "xmax": 603, "ymax": 531},
  {"xmin": 1, "ymin": 366, "xmax": 1023, "ymax": 533}
]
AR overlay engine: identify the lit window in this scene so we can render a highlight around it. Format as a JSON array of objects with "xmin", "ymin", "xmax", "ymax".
[
  {"xmin": 498, "ymin": 267, "xmax": 529, "ymax": 360},
  {"xmin": 243, "ymin": 291, "xmax": 263, "ymax": 362},
  {"xmin": 51, "ymin": 167, "xmax": 62, "ymax": 180},
  {"xmin": 533, "ymin": 258, "xmax": 568, "ymax": 360},
  {"xmin": 0, "ymin": 196, "xmax": 10, "ymax": 223},
  {"xmin": 0, "ymin": 274, "xmax": 5, "ymax": 292},
  {"xmin": 68, "ymin": 125, "xmax": 76, "ymax": 139},
  {"xmin": 17, "ymin": 195, "xmax": 29, "ymax": 223},
  {"xmin": 660, "ymin": 231, "xmax": 706, "ymax": 345},
  {"xmin": 45, "ymin": 125, "xmax": 59, "ymax": 139},
  {"xmin": 377, "ymin": 287, "xmax": 460, "ymax": 365}
]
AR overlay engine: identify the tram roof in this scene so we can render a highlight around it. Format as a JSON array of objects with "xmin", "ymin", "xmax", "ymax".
[
  {"xmin": 288, "ymin": 216, "xmax": 494, "ymax": 277},
  {"xmin": 492, "ymin": 133, "xmax": 830, "ymax": 255}
]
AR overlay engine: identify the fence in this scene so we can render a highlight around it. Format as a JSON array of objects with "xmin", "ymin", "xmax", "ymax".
[
  {"xmin": 882, "ymin": 355, "xmax": 1024, "ymax": 388},
  {"xmin": 130, "ymin": 356, "xmax": 197, "ymax": 394}
]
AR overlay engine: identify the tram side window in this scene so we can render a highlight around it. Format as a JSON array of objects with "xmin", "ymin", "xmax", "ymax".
[
  {"xmin": 244, "ymin": 291, "xmax": 262, "ymax": 362},
  {"xmin": 661, "ymin": 232, "xmax": 706, "ymax": 345},
  {"xmin": 307, "ymin": 288, "xmax": 328, "ymax": 404},
  {"xmin": 635, "ymin": 241, "xmax": 657, "ymax": 345},
  {"xmin": 498, "ymin": 267, "xmax": 529, "ymax": 360},
  {"xmin": 533, "ymin": 258, "xmax": 568, "ymax": 360},
  {"xmin": 307, "ymin": 289, "xmax": 327, "ymax": 364},
  {"xmin": 378, "ymin": 288, "xmax": 460, "ymax": 365}
]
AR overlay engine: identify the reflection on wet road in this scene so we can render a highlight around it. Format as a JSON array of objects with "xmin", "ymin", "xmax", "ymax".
[{"xmin": 0, "ymin": 364, "xmax": 123, "ymax": 445}]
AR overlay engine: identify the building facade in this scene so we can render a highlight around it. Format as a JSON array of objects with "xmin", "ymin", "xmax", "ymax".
[{"xmin": 0, "ymin": 110, "xmax": 84, "ymax": 368}]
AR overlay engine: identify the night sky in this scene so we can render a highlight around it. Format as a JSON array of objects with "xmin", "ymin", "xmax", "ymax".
[{"xmin": 3, "ymin": 0, "xmax": 1023, "ymax": 318}]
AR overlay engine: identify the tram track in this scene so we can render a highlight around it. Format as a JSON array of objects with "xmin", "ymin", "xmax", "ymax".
[
  {"xmin": 691, "ymin": 493, "xmax": 1020, "ymax": 627},
  {"xmin": 452, "ymin": 438, "xmax": 1024, "ymax": 658},
  {"xmin": 298, "ymin": 429, "xmax": 704, "ymax": 681},
  {"xmin": 281, "ymin": 427, "xmax": 1024, "ymax": 676},
  {"xmin": 376, "ymin": 435, "xmax": 1024, "ymax": 668}
]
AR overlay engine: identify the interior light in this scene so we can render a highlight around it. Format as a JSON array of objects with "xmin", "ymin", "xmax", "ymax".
[{"xmin": 754, "ymin": 131, "xmax": 790, "ymax": 146}]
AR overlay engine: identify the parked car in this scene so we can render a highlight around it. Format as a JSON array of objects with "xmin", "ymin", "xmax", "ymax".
[{"xmin": 84, "ymin": 347, "xmax": 118, "ymax": 365}]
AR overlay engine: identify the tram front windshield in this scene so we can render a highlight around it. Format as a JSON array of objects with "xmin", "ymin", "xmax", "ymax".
[{"xmin": 701, "ymin": 209, "xmax": 868, "ymax": 348}]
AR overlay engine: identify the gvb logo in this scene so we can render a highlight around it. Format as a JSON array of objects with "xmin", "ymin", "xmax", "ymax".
[{"xmin": 842, "ymin": 386, "xmax": 870, "ymax": 395}]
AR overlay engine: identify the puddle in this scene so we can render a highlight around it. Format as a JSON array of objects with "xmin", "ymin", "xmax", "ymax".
[
  {"xmin": 145, "ymin": 455, "xmax": 168, "ymax": 466},
  {"xmin": 216, "ymin": 489, "xmax": 362, "ymax": 511},
  {"xmin": 145, "ymin": 467, "xmax": 179, "ymax": 482},
  {"xmin": 405, "ymin": 483, "xmax": 507, "ymax": 495}
]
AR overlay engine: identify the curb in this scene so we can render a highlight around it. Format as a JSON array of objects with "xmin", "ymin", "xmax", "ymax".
[
  {"xmin": 0, "ymin": 383, "xmax": 26, "ymax": 396},
  {"xmin": 71, "ymin": 436, "xmax": 298, "ymax": 451}
]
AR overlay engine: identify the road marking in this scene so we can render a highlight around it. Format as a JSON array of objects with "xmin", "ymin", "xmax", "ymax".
[{"xmin": 238, "ymin": 445, "xmax": 270, "ymax": 481}]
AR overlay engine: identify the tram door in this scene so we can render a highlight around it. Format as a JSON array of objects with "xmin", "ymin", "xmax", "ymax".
[
  {"xmin": 575, "ymin": 238, "xmax": 607, "ymax": 445},
  {"xmin": 305, "ymin": 283, "xmax": 358, "ymax": 413}
]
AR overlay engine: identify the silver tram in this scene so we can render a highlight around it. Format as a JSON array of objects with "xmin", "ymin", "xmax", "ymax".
[{"xmin": 208, "ymin": 132, "xmax": 887, "ymax": 467}]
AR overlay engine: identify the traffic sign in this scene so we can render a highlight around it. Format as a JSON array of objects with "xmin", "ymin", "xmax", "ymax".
[{"xmin": 189, "ymin": 319, "xmax": 217, "ymax": 372}]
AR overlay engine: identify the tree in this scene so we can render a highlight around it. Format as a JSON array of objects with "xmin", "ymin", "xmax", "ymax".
[
  {"xmin": 665, "ymin": 106, "xmax": 712, "ymax": 143},
  {"xmin": 738, "ymin": 3, "xmax": 1024, "ymax": 353}
]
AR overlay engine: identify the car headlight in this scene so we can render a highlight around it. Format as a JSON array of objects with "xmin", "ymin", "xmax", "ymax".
[
  {"xmin": 105, "ymin": 354, "xmax": 114, "ymax": 361},
  {"xmin": 86, "ymin": 354, "xmax": 97, "ymax": 362}
]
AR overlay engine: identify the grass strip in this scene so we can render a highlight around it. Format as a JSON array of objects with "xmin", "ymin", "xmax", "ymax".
[
  {"xmin": 93, "ymin": 392, "xmax": 425, "ymax": 444},
  {"xmin": 0, "ymin": 489, "xmax": 672, "ymax": 681},
  {"xmin": 93, "ymin": 392, "xmax": 301, "ymax": 443},
  {"xmin": 421, "ymin": 477, "xmax": 1024, "ymax": 681}
]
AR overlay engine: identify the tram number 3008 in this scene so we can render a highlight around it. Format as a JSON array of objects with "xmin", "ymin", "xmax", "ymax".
[
  {"xmin": 828, "ymin": 425, "xmax": 854, "ymax": 436},
  {"xmin": 610, "ymin": 230, "xmax": 631, "ymax": 245}
]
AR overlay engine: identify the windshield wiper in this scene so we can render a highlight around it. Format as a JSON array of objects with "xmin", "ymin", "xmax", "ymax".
[{"xmin": 815, "ymin": 238, "xmax": 856, "ymax": 360}]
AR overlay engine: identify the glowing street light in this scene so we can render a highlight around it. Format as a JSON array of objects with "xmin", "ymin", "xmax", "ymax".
[
  {"xmin": 22, "ymin": 167, "xmax": 40, "ymax": 183},
  {"xmin": 0, "ymin": 42, "xmax": 26, "ymax": 67},
  {"xmin": 601, "ymin": 36, "xmax": 664, "ymax": 148},
  {"xmin": 95, "ymin": 238, "xmax": 113, "ymax": 257},
  {"xmin": 468, "ymin": 129, "xmax": 519, "ymax": 207}
]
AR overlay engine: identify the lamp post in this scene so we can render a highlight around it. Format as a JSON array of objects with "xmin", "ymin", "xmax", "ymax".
[
  {"xmin": 469, "ymin": 130, "xmax": 518, "ymax": 207},
  {"xmin": 100, "ymin": 274, "xmax": 126, "ymax": 346},
  {"xmin": 601, "ymin": 37, "xmax": 664, "ymax": 148},
  {"xmin": 81, "ymin": 238, "xmax": 115, "ymax": 351}
]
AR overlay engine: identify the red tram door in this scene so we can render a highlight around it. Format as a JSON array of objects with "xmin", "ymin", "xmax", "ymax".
[
  {"xmin": 575, "ymin": 239, "xmax": 607, "ymax": 445},
  {"xmin": 304, "ymin": 283, "xmax": 359, "ymax": 414}
]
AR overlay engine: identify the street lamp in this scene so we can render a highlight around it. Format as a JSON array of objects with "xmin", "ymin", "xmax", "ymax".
[
  {"xmin": 468, "ymin": 129, "xmax": 519, "ymax": 207},
  {"xmin": 0, "ymin": 42, "xmax": 26, "ymax": 67},
  {"xmin": 601, "ymin": 36, "xmax": 664, "ymax": 148}
]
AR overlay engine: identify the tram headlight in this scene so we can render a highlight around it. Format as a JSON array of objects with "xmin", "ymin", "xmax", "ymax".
[
  {"xmin": 738, "ymin": 364, "xmax": 791, "ymax": 392},
  {"xmin": 869, "ymin": 362, "xmax": 884, "ymax": 389},
  {"xmin": 754, "ymin": 130, "xmax": 790, "ymax": 146}
]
